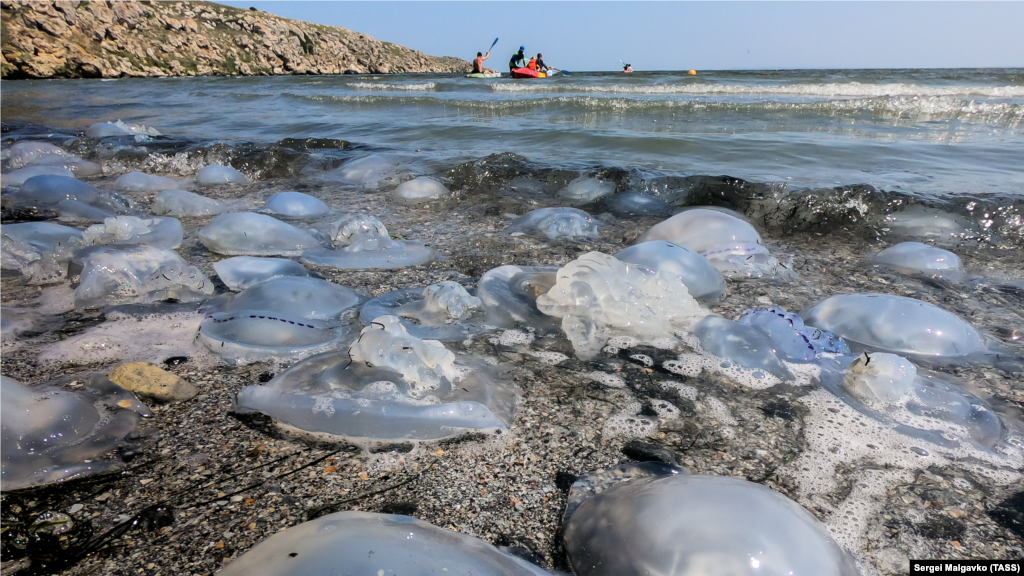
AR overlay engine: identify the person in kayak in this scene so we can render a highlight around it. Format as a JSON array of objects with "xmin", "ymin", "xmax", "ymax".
[
  {"xmin": 623, "ymin": 63, "xmax": 633, "ymax": 73},
  {"xmin": 536, "ymin": 53, "xmax": 550, "ymax": 72},
  {"xmin": 509, "ymin": 46, "xmax": 526, "ymax": 72},
  {"xmin": 527, "ymin": 56, "xmax": 538, "ymax": 71},
  {"xmin": 473, "ymin": 51, "xmax": 496, "ymax": 74}
]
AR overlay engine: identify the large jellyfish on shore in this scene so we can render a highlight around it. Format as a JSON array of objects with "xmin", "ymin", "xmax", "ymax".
[
  {"xmin": 113, "ymin": 171, "xmax": 179, "ymax": 192},
  {"xmin": 636, "ymin": 208, "xmax": 794, "ymax": 280},
  {"xmin": 6, "ymin": 175, "xmax": 131, "ymax": 217},
  {"xmin": 213, "ymin": 256, "xmax": 310, "ymax": 291},
  {"xmin": 562, "ymin": 463, "xmax": 859, "ymax": 576},
  {"xmin": 392, "ymin": 176, "xmax": 451, "ymax": 205},
  {"xmin": 260, "ymin": 191, "xmax": 329, "ymax": 217},
  {"xmin": 198, "ymin": 213, "xmax": 323, "ymax": 257},
  {"xmin": 801, "ymin": 293, "xmax": 986, "ymax": 360},
  {"xmin": 603, "ymin": 192, "xmax": 671, "ymax": 217},
  {"xmin": 558, "ymin": 175, "xmax": 616, "ymax": 205},
  {"xmin": 1, "ymin": 165, "xmax": 75, "ymax": 189},
  {"xmin": 82, "ymin": 216, "xmax": 184, "ymax": 250},
  {"xmin": 196, "ymin": 276, "xmax": 361, "ymax": 364},
  {"xmin": 319, "ymin": 154, "xmax": 414, "ymax": 190},
  {"xmin": 360, "ymin": 281, "xmax": 487, "ymax": 341},
  {"xmin": 737, "ymin": 306, "xmax": 851, "ymax": 363},
  {"xmin": 505, "ymin": 207, "xmax": 603, "ymax": 240},
  {"xmin": 74, "ymin": 245, "xmax": 214, "ymax": 309},
  {"xmin": 615, "ymin": 241, "xmax": 726, "ymax": 302},
  {"xmin": 476, "ymin": 265, "xmax": 562, "ymax": 334},
  {"xmin": 1, "ymin": 375, "xmax": 152, "ymax": 490},
  {"xmin": 884, "ymin": 205, "xmax": 976, "ymax": 246},
  {"xmin": 299, "ymin": 213, "xmax": 440, "ymax": 270},
  {"xmin": 537, "ymin": 252, "xmax": 707, "ymax": 358},
  {"xmin": 867, "ymin": 242, "xmax": 965, "ymax": 279},
  {"xmin": 217, "ymin": 512, "xmax": 551, "ymax": 576},
  {"xmin": 1, "ymin": 222, "xmax": 84, "ymax": 284},
  {"xmin": 196, "ymin": 164, "xmax": 249, "ymax": 186},
  {"xmin": 235, "ymin": 316, "xmax": 515, "ymax": 441},
  {"xmin": 693, "ymin": 316, "xmax": 794, "ymax": 379},
  {"xmin": 5, "ymin": 141, "xmax": 102, "ymax": 176},
  {"xmin": 151, "ymin": 189, "xmax": 229, "ymax": 217}
]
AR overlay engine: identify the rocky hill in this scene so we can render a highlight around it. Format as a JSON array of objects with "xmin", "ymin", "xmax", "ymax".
[{"xmin": 0, "ymin": 0, "xmax": 471, "ymax": 79}]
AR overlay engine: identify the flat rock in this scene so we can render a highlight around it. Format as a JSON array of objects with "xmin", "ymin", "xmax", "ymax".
[{"xmin": 107, "ymin": 362, "xmax": 197, "ymax": 404}]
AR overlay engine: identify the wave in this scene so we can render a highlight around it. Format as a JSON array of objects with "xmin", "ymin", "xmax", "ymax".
[
  {"xmin": 347, "ymin": 81, "xmax": 437, "ymax": 91},
  {"xmin": 490, "ymin": 82, "xmax": 1024, "ymax": 99},
  {"xmin": 282, "ymin": 93, "xmax": 1024, "ymax": 126}
]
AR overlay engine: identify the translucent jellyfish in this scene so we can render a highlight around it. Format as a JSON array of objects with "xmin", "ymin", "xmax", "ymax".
[
  {"xmin": 737, "ymin": 306, "xmax": 851, "ymax": 363},
  {"xmin": 537, "ymin": 252, "xmax": 707, "ymax": 359},
  {"xmin": 558, "ymin": 175, "xmax": 616, "ymax": 205},
  {"xmin": 1, "ymin": 165, "xmax": 75, "ymax": 189},
  {"xmin": 213, "ymin": 256, "xmax": 310, "ymax": 291},
  {"xmin": 75, "ymin": 245, "xmax": 214, "ymax": 309},
  {"xmin": 476, "ymin": 265, "xmax": 562, "ymax": 333},
  {"xmin": 235, "ymin": 316, "xmax": 515, "ymax": 440},
  {"xmin": 360, "ymin": 282, "xmax": 486, "ymax": 342},
  {"xmin": 603, "ymin": 192, "xmax": 671, "ymax": 217},
  {"xmin": 217, "ymin": 512, "xmax": 551, "ymax": 576},
  {"xmin": 86, "ymin": 120, "xmax": 161, "ymax": 138},
  {"xmin": 868, "ymin": 242, "xmax": 965, "ymax": 279},
  {"xmin": 5, "ymin": 141, "xmax": 75, "ymax": 169},
  {"xmin": 1, "ymin": 375, "xmax": 152, "ymax": 490},
  {"xmin": 261, "ymin": 191, "xmax": 329, "ymax": 217},
  {"xmin": 196, "ymin": 164, "xmax": 249, "ymax": 186},
  {"xmin": 885, "ymin": 205, "xmax": 975, "ymax": 245},
  {"xmin": 83, "ymin": 216, "xmax": 184, "ymax": 250},
  {"xmin": 56, "ymin": 199, "xmax": 116, "ymax": 224},
  {"xmin": 300, "ymin": 213, "xmax": 440, "ymax": 270},
  {"xmin": 392, "ymin": 176, "xmax": 450, "ymax": 205},
  {"xmin": 614, "ymin": 241, "xmax": 726, "ymax": 302},
  {"xmin": 196, "ymin": 276, "xmax": 360, "ymax": 364},
  {"xmin": 801, "ymin": 293, "xmax": 986, "ymax": 360},
  {"xmin": 151, "ymin": 189, "xmax": 227, "ymax": 217},
  {"xmin": 1, "ymin": 307, "xmax": 61, "ymax": 342},
  {"xmin": 636, "ymin": 208, "xmax": 794, "ymax": 280},
  {"xmin": 16, "ymin": 175, "xmax": 101, "ymax": 205},
  {"xmin": 693, "ymin": 316, "xmax": 794, "ymax": 379},
  {"xmin": 1, "ymin": 222, "xmax": 84, "ymax": 284},
  {"xmin": 506, "ymin": 207, "xmax": 603, "ymax": 240},
  {"xmin": 113, "ymin": 171, "xmax": 180, "ymax": 192},
  {"xmin": 818, "ymin": 353, "xmax": 1007, "ymax": 450},
  {"xmin": 198, "ymin": 213, "xmax": 323, "ymax": 257},
  {"xmin": 563, "ymin": 464, "xmax": 859, "ymax": 576},
  {"xmin": 320, "ymin": 154, "xmax": 414, "ymax": 190}
]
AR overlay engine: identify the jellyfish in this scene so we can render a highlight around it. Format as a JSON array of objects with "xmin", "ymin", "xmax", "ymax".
[
  {"xmin": 360, "ymin": 281, "xmax": 487, "ymax": 341},
  {"xmin": 737, "ymin": 306, "xmax": 851, "ymax": 363},
  {"xmin": 217, "ymin": 512, "xmax": 551, "ymax": 576},
  {"xmin": 563, "ymin": 463, "xmax": 860, "ymax": 576},
  {"xmin": 74, "ymin": 245, "xmax": 214, "ymax": 309},
  {"xmin": 16, "ymin": 175, "xmax": 101, "ymax": 205},
  {"xmin": 319, "ymin": 154, "xmax": 414, "ymax": 190},
  {"xmin": 5, "ymin": 141, "xmax": 75, "ymax": 170},
  {"xmin": 299, "ymin": 213, "xmax": 440, "ymax": 270},
  {"xmin": 213, "ymin": 256, "xmax": 310, "ymax": 291},
  {"xmin": 198, "ymin": 213, "xmax": 323, "ymax": 257},
  {"xmin": 884, "ymin": 205, "xmax": 976, "ymax": 245},
  {"xmin": 1, "ymin": 222, "xmax": 85, "ymax": 285},
  {"xmin": 614, "ymin": 241, "xmax": 726, "ymax": 302},
  {"xmin": 196, "ymin": 276, "xmax": 360, "ymax": 364},
  {"xmin": 113, "ymin": 171, "xmax": 180, "ymax": 192},
  {"xmin": 82, "ymin": 216, "xmax": 184, "ymax": 250},
  {"xmin": 86, "ymin": 120, "xmax": 161, "ymax": 138},
  {"xmin": 636, "ymin": 208, "xmax": 794, "ymax": 280},
  {"xmin": 1, "ymin": 165, "xmax": 75, "ymax": 189},
  {"xmin": 558, "ymin": 175, "xmax": 616, "ymax": 205},
  {"xmin": 536, "ymin": 252, "xmax": 707, "ymax": 359},
  {"xmin": 603, "ymin": 192, "xmax": 671, "ymax": 217},
  {"xmin": 56, "ymin": 199, "xmax": 116, "ymax": 224},
  {"xmin": 392, "ymin": 176, "xmax": 451, "ymax": 205},
  {"xmin": 692, "ymin": 316, "xmax": 795, "ymax": 380},
  {"xmin": 196, "ymin": 164, "xmax": 249, "ymax": 186},
  {"xmin": 234, "ymin": 316, "xmax": 515, "ymax": 440},
  {"xmin": 801, "ymin": 293, "xmax": 986, "ymax": 360},
  {"xmin": 476, "ymin": 265, "xmax": 562, "ymax": 334},
  {"xmin": 505, "ymin": 207, "xmax": 603, "ymax": 240},
  {"xmin": 868, "ymin": 242, "xmax": 965, "ymax": 279},
  {"xmin": 261, "ymin": 191, "xmax": 329, "ymax": 217},
  {"xmin": 151, "ymin": 189, "xmax": 228, "ymax": 217},
  {"xmin": 1, "ymin": 375, "xmax": 152, "ymax": 490}
]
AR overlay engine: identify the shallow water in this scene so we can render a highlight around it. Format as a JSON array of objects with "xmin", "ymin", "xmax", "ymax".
[{"xmin": 3, "ymin": 68, "xmax": 1023, "ymax": 196}]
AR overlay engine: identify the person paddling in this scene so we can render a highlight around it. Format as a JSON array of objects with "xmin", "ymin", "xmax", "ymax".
[
  {"xmin": 536, "ymin": 53, "xmax": 550, "ymax": 72},
  {"xmin": 623, "ymin": 63, "xmax": 633, "ymax": 73},
  {"xmin": 509, "ymin": 46, "xmax": 526, "ymax": 73},
  {"xmin": 473, "ymin": 51, "xmax": 496, "ymax": 74}
]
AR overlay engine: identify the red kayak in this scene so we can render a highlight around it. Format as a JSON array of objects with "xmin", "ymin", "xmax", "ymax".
[{"xmin": 511, "ymin": 67, "xmax": 546, "ymax": 79}]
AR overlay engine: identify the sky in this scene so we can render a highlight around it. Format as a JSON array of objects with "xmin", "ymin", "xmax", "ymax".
[{"xmin": 217, "ymin": 2, "xmax": 1024, "ymax": 72}]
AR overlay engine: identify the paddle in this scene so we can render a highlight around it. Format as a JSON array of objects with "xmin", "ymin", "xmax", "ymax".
[
  {"xmin": 550, "ymin": 68, "xmax": 570, "ymax": 76},
  {"xmin": 487, "ymin": 37, "xmax": 498, "ymax": 53}
]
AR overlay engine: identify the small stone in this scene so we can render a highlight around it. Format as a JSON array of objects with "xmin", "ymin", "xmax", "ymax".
[
  {"xmin": 69, "ymin": 504, "xmax": 84, "ymax": 514},
  {"xmin": 107, "ymin": 362, "xmax": 198, "ymax": 404}
]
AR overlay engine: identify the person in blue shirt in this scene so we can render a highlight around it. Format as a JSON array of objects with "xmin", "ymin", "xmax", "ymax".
[{"xmin": 509, "ymin": 46, "xmax": 526, "ymax": 73}]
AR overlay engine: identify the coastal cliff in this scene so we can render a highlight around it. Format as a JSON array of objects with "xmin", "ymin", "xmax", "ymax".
[{"xmin": 0, "ymin": 0, "xmax": 471, "ymax": 79}]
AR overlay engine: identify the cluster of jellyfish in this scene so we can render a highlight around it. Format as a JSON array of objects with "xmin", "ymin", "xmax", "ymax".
[{"xmin": 3, "ymin": 129, "xmax": 1022, "ymax": 575}]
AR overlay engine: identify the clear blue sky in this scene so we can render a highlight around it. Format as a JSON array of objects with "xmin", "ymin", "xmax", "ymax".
[{"xmin": 218, "ymin": 2, "xmax": 1024, "ymax": 71}]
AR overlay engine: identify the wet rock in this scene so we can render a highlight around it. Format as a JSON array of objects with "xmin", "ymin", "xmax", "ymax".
[{"xmin": 107, "ymin": 362, "xmax": 198, "ymax": 403}]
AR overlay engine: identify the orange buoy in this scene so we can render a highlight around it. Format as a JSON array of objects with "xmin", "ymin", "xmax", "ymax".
[{"xmin": 688, "ymin": 70, "xmax": 697, "ymax": 76}]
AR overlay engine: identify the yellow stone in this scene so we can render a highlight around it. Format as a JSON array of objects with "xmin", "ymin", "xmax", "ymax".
[{"xmin": 107, "ymin": 362, "xmax": 197, "ymax": 404}]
